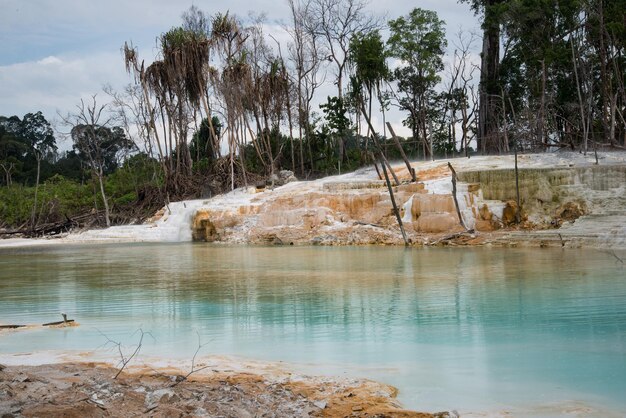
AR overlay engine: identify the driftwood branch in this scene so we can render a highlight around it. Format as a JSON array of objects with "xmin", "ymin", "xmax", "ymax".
[
  {"xmin": 0, "ymin": 211, "xmax": 106, "ymax": 238},
  {"xmin": 428, "ymin": 230, "xmax": 475, "ymax": 246}
]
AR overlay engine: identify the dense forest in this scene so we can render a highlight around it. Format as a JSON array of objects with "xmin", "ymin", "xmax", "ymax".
[{"xmin": 1, "ymin": 0, "xmax": 624, "ymax": 232}]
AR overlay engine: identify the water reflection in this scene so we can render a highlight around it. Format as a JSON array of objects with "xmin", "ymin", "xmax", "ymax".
[{"xmin": 1, "ymin": 244, "xmax": 625, "ymax": 414}]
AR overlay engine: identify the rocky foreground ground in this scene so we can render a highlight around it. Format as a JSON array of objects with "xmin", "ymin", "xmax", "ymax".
[{"xmin": 0, "ymin": 362, "xmax": 446, "ymax": 418}]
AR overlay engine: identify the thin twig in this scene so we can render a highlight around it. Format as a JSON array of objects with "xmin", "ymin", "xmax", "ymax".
[
  {"xmin": 605, "ymin": 250, "xmax": 624, "ymax": 265},
  {"xmin": 171, "ymin": 331, "xmax": 213, "ymax": 387},
  {"xmin": 95, "ymin": 328, "xmax": 154, "ymax": 379}
]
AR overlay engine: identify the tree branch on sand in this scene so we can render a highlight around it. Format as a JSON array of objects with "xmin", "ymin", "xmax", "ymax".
[
  {"xmin": 170, "ymin": 331, "xmax": 213, "ymax": 387},
  {"xmin": 97, "ymin": 328, "xmax": 154, "ymax": 379}
]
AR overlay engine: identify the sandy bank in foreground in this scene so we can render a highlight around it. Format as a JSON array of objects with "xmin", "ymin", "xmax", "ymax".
[{"xmin": 0, "ymin": 360, "xmax": 437, "ymax": 418}]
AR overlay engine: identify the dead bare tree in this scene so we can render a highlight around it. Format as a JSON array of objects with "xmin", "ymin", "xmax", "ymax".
[
  {"xmin": 286, "ymin": 0, "xmax": 326, "ymax": 176},
  {"xmin": 307, "ymin": 0, "xmax": 379, "ymax": 100},
  {"xmin": 212, "ymin": 12, "xmax": 250, "ymax": 190},
  {"xmin": 447, "ymin": 29, "xmax": 479, "ymax": 156},
  {"xmin": 62, "ymin": 95, "xmax": 119, "ymax": 227}
]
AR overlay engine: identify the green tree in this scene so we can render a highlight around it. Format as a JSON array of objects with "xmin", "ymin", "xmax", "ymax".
[
  {"xmin": 0, "ymin": 117, "xmax": 26, "ymax": 186},
  {"xmin": 190, "ymin": 116, "xmax": 222, "ymax": 164},
  {"xmin": 20, "ymin": 112, "xmax": 57, "ymax": 226},
  {"xmin": 387, "ymin": 8, "xmax": 446, "ymax": 159},
  {"xmin": 349, "ymin": 29, "xmax": 387, "ymax": 139},
  {"xmin": 319, "ymin": 96, "xmax": 354, "ymax": 168}
]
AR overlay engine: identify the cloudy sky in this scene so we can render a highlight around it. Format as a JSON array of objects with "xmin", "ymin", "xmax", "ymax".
[{"xmin": 0, "ymin": 0, "xmax": 480, "ymax": 139}]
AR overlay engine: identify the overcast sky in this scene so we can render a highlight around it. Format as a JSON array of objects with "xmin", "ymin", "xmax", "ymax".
[{"xmin": 0, "ymin": 0, "xmax": 480, "ymax": 139}]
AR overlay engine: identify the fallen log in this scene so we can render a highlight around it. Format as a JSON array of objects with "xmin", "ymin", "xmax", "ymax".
[
  {"xmin": 0, "ymin": 210, "xmax": 105, "ymax": 238},
  {"xmin": 42, "ymin": 319, "xmax": 75, "ymax": 326},
  {"xmin": 429, "ymin": 230, "xmax": 476, "ymax": 246}
]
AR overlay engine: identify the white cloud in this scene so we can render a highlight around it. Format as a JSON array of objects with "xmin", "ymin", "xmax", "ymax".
[
  {"xmin": 37, "ymin": 56, "xmax": 63, "ymax": 66},
  {"xmin": 0, "ymin": 51, "xmax": 128, "ymax": 119}
]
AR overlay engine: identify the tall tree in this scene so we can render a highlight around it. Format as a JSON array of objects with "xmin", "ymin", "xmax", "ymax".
[
  {"xmin": 387, "ymin": 8, "xmax": 446, "ymax": 159},
  {"xmin": 461, "ymin": 0, "xmax": 507, "ymax": 153},
  {"xmin": 21, "ymin": 112, "xmax": 56, "ymax": 226},
  {"xmin": 0, "ymin": 117, "xmax": 26, "ymax": 186},
  {"xmin": 68, "ymin": 96, "xmax": 134, "ymax": 227}
]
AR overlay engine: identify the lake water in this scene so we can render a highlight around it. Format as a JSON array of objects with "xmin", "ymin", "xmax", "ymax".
[{"xmin": 1, "ymin": 244, "xmax": 625, "ymax": 416}]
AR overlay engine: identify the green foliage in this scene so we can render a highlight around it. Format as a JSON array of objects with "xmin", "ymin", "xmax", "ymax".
[
  {"xmin": 105, "ymin": 153, "xmax": 163, "ymax": 209},
  {"xmin": 190, "ymin": 116, "xmax": 222, "ymax": 162},
  {"xmin": 71, "ymin": 124, "xmax": 135, "ymax": 175},
  {"xmin": 387, "ymin": 8, "xmax": 446, "ymax": 91},
  {"xmin": 0, "ymin": 175, "xmax": 92, "ymax": 227},
  {"xmin": 53, "ymin": 150, "xmax": 87, "ymax": 182},
  {"xmin": 349, "ymin": 30, "xmax": 388, "ymax": 94},
  {"xmin": 0, "ymin": 112, "xmax": 58, "ymax": 186},
  {"xmin": 387, "ymin": 8, "xmax": 447, "ymax": 150},
  {"xmin": 320, "ymin": 97, "xmax": 352, "ymax": 138},
  {"xmin": 0, "ymin": 151, "xmax": 162, "ymax": 228},
  {"xmin": 241, "ymin": 126, "xmax": 286, "ymax": 175}
]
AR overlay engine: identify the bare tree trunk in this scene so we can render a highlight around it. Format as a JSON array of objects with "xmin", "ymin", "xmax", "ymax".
[
  {"xmin": 237, "ymin": 117, "xmax": 248, "ymax": 187},
  {"xmin": 285, "ymin": 88, "xmax": 296, "ymax": 173},
  {"xmin": 31, "ymin": 156, "xmax": 41, "ymax": 227},
  {"xmin": 501, "ymin": 90, "xmax": 509, "ymax": 152},
  {"xmin": 597, "ymin": 0, "xmax": 610, "ymax": 142},
  {"xmin": 97, "ymin": 167, "xmax": 111, "ymax": 227},
  {"xmin": 539, "ymin": 59, "xmax": 546, "ymax": 148},
  {"xmin": 571, "ymin": 37, "xmax": 588, "ymax": 154},
  {"xmin": 478, "ymin": 14, "xmax": 500, "ymax": 154},
  {"xmin": 359, "ymin": 102, "xmax": 399, "ymax": 185},
  {"xmin": 199, "ymin": 93, "xmax": 219, "ymax": 160},
  {"xmin": 447, "ymin": 162, "xmax": 468, "ymax": 231},
  {"xmin": 380, "ymin": 152, "xmax": 409, "ymax": 246},
  {"xmin": 514, "ymin": 142, "xmax": 521, "ymax": 224},
  {"xmin": 387, "ymin": 122, "xmax": 416, "ymax": 182},
  {"xmin": 244, "ymin": 115, "xmax": 267, "ymax": 168},
  {"xmin": 610, "ymin": 92, "xmax": 617, "ymax": 146},
  {"xmin": 297, "ymin": 82, "xmax": 305, "ymax": 176}
]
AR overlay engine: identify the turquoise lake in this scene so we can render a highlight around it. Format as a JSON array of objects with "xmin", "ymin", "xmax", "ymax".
[{"xmin": 1, "ymin": 244, "xmax": 625, "ymax": 416}]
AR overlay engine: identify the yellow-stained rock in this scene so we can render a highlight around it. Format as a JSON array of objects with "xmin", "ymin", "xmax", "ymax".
[
  {"xmin": 397, "ymin": 183, "xmax": 426, "ymax": 193},
  {"xmin": 411, "ymin": 195, "xmax": 456, "ymax": 218},
  {"xmin": 415, "ymin": 213, "xmax": 460, "ymax": 233},
  {"xmin": 502, "ymin": 201, "xmax": 519, "ymax": 226},
  {"xmin": 556, "ymin": 201, "xmax": 586, "ymax": 221},
  {"xmin": 474, "ymin": 219, "xmax": 495, "ymax": 232},
  {"xmin": 192, "ymin": 210, "xmax": 241, "ymax": 241},
  {"xmin": 479, "ymin": 204, "xmax": 493, "ymax": 221}
]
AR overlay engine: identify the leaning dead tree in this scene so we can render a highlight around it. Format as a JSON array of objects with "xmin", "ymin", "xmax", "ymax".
[{"xmin": 447, "ymin": 162, "xmax": 469, "ymax": 231}]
